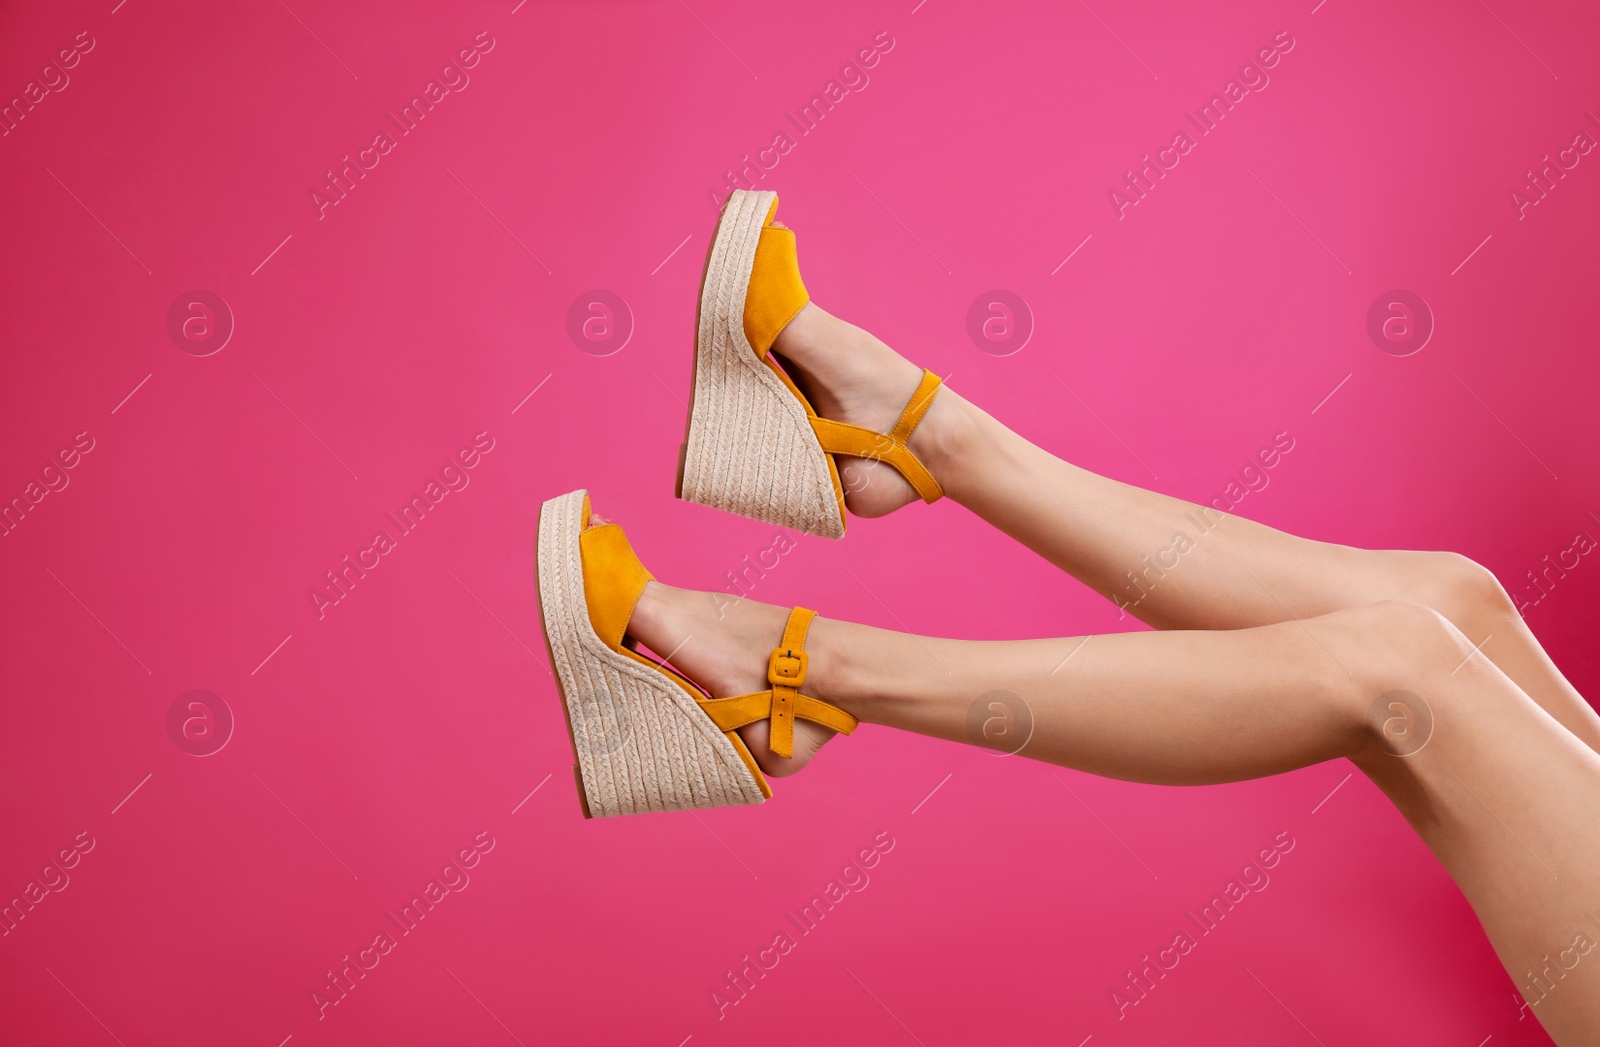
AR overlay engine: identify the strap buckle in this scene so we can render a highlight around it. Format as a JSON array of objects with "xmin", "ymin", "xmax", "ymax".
[{"xmin": 767, "ymin": 647, "xmax": 808, "ymax": 688}]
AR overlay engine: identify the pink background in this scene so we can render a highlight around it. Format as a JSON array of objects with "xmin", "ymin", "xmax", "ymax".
[{"xmin": 3, "ymin": 0, "xmax": 1598, "ymax": 1043}]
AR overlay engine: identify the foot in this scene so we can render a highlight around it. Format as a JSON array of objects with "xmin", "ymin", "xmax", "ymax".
[
  {"xmin": 592, "ymin": 513, "xmax": 840, "ymax": 777},
  {"xmin": 766, "ymin": 222, "xmax": 956, "ymax": 518}
]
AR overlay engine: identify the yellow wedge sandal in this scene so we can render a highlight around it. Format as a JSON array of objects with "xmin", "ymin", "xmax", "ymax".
[
  {"xmin": 678, "ymin": 189, "xmax": 945, "ymax": 539},
  {"xmin": 536, "ymin": 488, "xmax": 860, "ymax": 817}
]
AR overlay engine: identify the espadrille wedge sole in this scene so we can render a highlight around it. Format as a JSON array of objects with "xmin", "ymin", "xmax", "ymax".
[
  {"xmin": 678, "ymin": 189, "xmax": 947, "ymax": 539},
  {"xmin": 680, "ymin": 189, "xmax": 846, "ymax": 538},
  {"xmin": 536, "ymin": 489, "xmax": 769, "ymax": 817}
]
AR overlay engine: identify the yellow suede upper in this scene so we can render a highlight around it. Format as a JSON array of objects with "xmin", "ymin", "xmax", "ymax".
[
  {"xmin": 578, "ymin": 521, "xmax": 653, "ymax": 652},
  {"xmin": 742, "ymin": 217, "xmax": 810, "ymax": 355},
  {"xmin": 734, "ymin": 195, "xmax": 945, "ymax": 510}
]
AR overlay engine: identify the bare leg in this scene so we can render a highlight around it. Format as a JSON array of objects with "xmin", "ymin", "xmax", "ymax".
[
  {"xmin": 627, "ymin": 579, "xmax": 1600, "ymax": 1044},
  {"xmin": 770, "ymin": 302, "xmax": 1600, "ymax": 751}
]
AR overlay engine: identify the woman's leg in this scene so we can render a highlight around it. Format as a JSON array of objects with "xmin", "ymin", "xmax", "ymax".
[
  {"xmin": 770, "ymin": 302, "xmax": 1600, "ymax": 751},
  {"xmin": 629, "ymin": 580, "xmax": 1600, "ymax": 1043}
]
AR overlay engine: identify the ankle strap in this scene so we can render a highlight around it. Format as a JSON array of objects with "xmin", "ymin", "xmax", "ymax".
[
  {"xmin": 808, "ymin": 370, "xmax": 944, "ymax": 503},
  {"xmin": 765, "ymin": 607, "xmax": 814, "ymax": 756},
  {"xmin": 695, "ymin": 607, "xmax": 858, "ymax": 758}
]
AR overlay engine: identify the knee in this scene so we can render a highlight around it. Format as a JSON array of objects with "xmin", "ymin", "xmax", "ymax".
[
  {"xmin": 1332, "ymin": 598, "xmax": 1473, "ymax": 694},
  {"xmin": 1327, "ymin": 599, "xmax": 1481, "ymax": 754},
  {"xmin": 1405, "ymin": 551, "xmax": 1516, "ymax": 632}
]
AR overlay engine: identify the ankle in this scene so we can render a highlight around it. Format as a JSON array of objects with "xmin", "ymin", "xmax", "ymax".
[
  {"xmin": 803, "ymin": 616, "xmax": 880, "ymax": 722},
  {"xmin": 911, "ymin": 386, "xmax": 982, "ymax": 502}
]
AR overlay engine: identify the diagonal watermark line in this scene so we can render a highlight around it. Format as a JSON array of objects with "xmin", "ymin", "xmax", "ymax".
[
  {"xmin": 1051, "ymin": 234, "xmax": 1093, "ymax": 275},
  {"xmin": 511, "ymin": 373, "xmax": 552, "ymax": 414},
  {"xmin": 1077, "ymin": 0, "xmax": 1157, "ymax": 79},
  {"xmin": 112, "ymin": 0, "xmax": 131, "ymax": 11},
  {"xmin": 690, "ymin": 811, "xmax": 758, "ymax": 879},
  {"xmin": 1051, "ymin": 373, "xmax": 1158, "ymax": 479},
  {"xmin": 1239, "ymin": 563, "xmax": 1351, "ymax": 675},
  {"xmin": 275, "ymin": 0, "xmax": 358, "ymax": 78},
  {"xmin": 1450, "ymin": 771, "xmax": 1558, "ymax": 880},
  {"xmin": 843, "ymin": 566, "xmax": 952, "ymax": 674},
  {"xmin": 650, "ymin": 233, "xmax": 693, "ymax": 275},
  {"xmin": 445, "ymin": 568, "xmax": 550, "ymax": 672},
  {"xmin": 675, "ymin": 0, "xmax": 758, "ymax": 78},
  {"xmin": 111, "ymin": 373, "xmax": 152, "ymax": 414},
  {"xmin": 46, "ymin": 968, "xmax": 127, "ymax": 1046},
  {"xmin": 446, "ymin": 167, "xmax": 552, "ymax": 272},
  {"xmin": 845, "ymin": 967, "xmax": 928, "ymax": 1046},
  {"xmin": 252, "ymin": 233, "xmax": 293, "ymax": 276},
  {"xmin": 1452, "ymin": 373, "xmax": 1557, "ymax": 479},
  {"xmin": 843, "ymin": 166, "xmax": 951, "ymax": 274},
  {"xmin": 1050, "ymin": 635, "xmax": 1092, "ymax": 676},
  {"xmin": 46, "ymin": 167, "xmax": 151, "ymax": 274},
  {"xmin": 111, "ymin": 772, "xmax": 152, "ymax": 814},
  {"xmin": 1476, "ymin": 0, "xmax": 1557, "ymax": 78},
  {"xmin": 911, "ymin": 0, "xmax": 930, "ymax": 11},
  {"xmin": 675, "ymin": 1037, "xmax": 692, "ymax": 1047},
  {"xmin": 1053, "ymin": 772, "xmax": 1158, "ymax": 879},
  {"xmin": 1310, "ymin": 0, "xmax": 1331, "ymax": 11},
  {"xmin": 446, "ymin": 966, "xmax": 528, "ymax": 1046},
  {"xmin": 1450, "ymin": 633, "xmax": 1493, "ymax": 675},
  {"xmin": 276, "ymin": 1036, "xmax": 292, "ymax": 1047},
  {"xmin": 253, "ymin": 773, "xmax": 359, "ymax": 879},
  {"xmin": 1310, "ymin": 373, "xmax": 1351, "ymax": 414},
  {"xmin": 251, "ymin": 372, "xmax": 360, "ymax": 480},
  {"xmin": 1310, "ymin": 771, "xmax": 1351, "ymax": 814},
  {"xmin": 45, "ymin": 567, "xmax": 151, "ymax": 674},
  {"xmin": 1450, "ymin": 233, "xmax": 1492, "ymax": 276},
  {"xmin": 511, "ymin": 0, "xmax": 529, "ymax": 11},
  {"xmin": 1246, "ymin": 967, "xmax": 1327, "ymax": 1045},
  {"xmin": 911, "ymin": 772, "xmax": 952, "ymax": 814},
  {"xmin": 252, "ymin": 633, "xmax": 293, "ymax": 676},
  {"xmin": 1244, "ymin": 167, "xmax": 1350, "ymax": 274},
  {"xmin": 659, "ymin": 633, "xmax": 695, "ymax": 668},
  {"xmin": 512, "ymin": 772, "xmax": 553, "ymax": 813},
  {"xmin": 650, "ymin": 371, "xmax": 687, "ymax": 410}
]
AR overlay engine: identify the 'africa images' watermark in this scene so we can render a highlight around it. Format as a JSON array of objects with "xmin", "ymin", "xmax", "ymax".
[
  {"xmin": 1107, "ymin": 30, "xmax": 1296, "ymax": 219},
  {"xmin": 706, "ymin": 31, "xmax": 896, "ymax": 207},
  {"xmin": 1514, "ymin": 522, "xmax": 1597, "ymax": 616},
  {"xmin": 707, "ymin": 830, "xmax": 896, "ymax": 1020},
  {"xmin": 1, "ymin": 431, "xmax": 95, "ymax": 539},
  {"xmin": 1108, "ymin": 830, "xmax": 1296, "ymax": 1019},
  {"xmin": 1, "ymin": 831, "xmax": 96, "ymax": 938},
  {"xmin": 0, "ymin": 30, "xmax": 96, "ymax": 139},
  {"xmin": 308, "ymin": 31, "xmax": 497, "ymax": 219},
  {"xmin": 308, "ymin": 831, "xmax": 497, "ymax": 1020},
  {"xmin": 1112, "ymin": 431, "xmax": 1296, "ymax": 617},
  {"xmin": 1508, "ymin": 112, "xmax": 1598, "ymax": 221},
  {"xmin": 308, "ymin": 432, "xmax": 496, "ymax": 619}
]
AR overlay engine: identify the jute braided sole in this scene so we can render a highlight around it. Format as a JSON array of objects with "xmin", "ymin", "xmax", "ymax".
[
  {"xmin": 535, "ymin": 489, "xmax": 768, "ymax": 817},
  {"xmin": 679, "ymin": 189, "xmax": 846, "ymax": 539}
]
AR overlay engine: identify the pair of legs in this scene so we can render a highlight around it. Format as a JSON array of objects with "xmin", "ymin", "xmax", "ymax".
[{"xmin": 619, "ymin": 300, "xmax": 1600, "ymax": 1042}]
